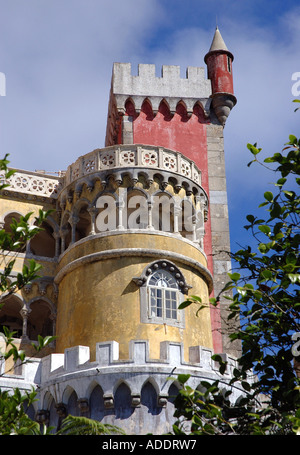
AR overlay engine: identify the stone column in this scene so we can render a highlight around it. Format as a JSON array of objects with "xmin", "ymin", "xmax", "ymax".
[
  {"xmin": 20, "ymin": 308, "xmax": 30, "ymax": 341},
  {"xmin": 53, "ymin": 231, "xmax": 60, "ymax": 257},
  {"xmin": 69, "ymin": 215, "xmax": 79, "ymax": 245},
  {"xmin": 60, "ymin": 228, "xmax": 67, "ymax": 253},
  {"xmin": 173, "ymin": 205, "xmax": 182, "ymax": 235},
  {"xmin": 50, "ymin": 312, "xmax": 56, "ymax": 339},
  {"xmin": 88, "ymin": 207, "xmax": 97, "ymax": 235},
  {"xmin": 122, "ymin": 115, "xmax": 134, "ymax": 144},
  {"xmin": 78, "ymin": 398, "xmax": 89, "ymax": 417},
  {"xmin": 116, "ymin": 200, "xmax": 125, "ymax": 230},
  {"xmin": 55, "ymin": 403, "xmax": 67, "ymax": 431},
  {"xmin": 192, "ymin": 215, "xmax": 197, "ymax": 242},
  {"xmin": 147, "ymin": 200, "xmax": 154, "ymax": 231}
]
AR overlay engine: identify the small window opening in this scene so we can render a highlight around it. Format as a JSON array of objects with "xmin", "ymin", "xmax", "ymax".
[{"xmin": 227, "ymin": 56, "xmax": 231, "ymax": 73}]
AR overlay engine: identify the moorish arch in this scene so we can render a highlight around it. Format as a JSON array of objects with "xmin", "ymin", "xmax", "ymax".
[
  {"xmin": 27, "ymin": 296, "xmax": 56, "ymax": 341},
  {"xmin": 0, "ymin": 293, "xmax": 24, "ymax": 338}
]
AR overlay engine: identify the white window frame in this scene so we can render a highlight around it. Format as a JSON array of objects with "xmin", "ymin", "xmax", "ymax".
[
  {"xmin": 148, "ymin": 269, "xmax": 179, "ymax": 321},
  {"xmin": 134, "ymin": 260, "xmax": 190, "ymax": 328}
]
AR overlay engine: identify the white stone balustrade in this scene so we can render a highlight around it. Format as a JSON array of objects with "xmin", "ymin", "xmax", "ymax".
[
  {"xmin": 0, "ymin": 169, "xmax": 62, "ymax": 199},
  {"xmin": 65, "ymin": 144, "xmax": 202, "ymax": 186}
]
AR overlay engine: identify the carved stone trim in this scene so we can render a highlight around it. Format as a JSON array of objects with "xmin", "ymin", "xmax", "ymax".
[
  {"xmin": 132, "ymin": 259, "xmax": 192, "ymax": 294},
  {"xmin": 55, "ymin": 402, "xmax": 67, "ymax": 418}
]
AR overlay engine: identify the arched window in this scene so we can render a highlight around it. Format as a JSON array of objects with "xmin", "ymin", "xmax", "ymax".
[
  {"xmin": 141, "ymin": 381, "xmax": 160, "ymax": 416},
  {"xmin": 67, "ymin": 390, "xmax": 80, "ymax": 417},
  {"xmin": 89, "ymin": 385, "xmax": 106, "ymax": 421},
  {"xmin": 148, "ymin": 269, "xmax": 178, "ymax": 321},
  {"xmin": 29, "ymin": 221, "xmax": 56, "ymax": 257},
  {"xmin": 133, "ymin": 260, "xmax": 191, "ymax": 328},
  {"xmin": 2, "ymin": 212, "xmax": 26, "ymax": 252},
  {"xmin": 0, "ymin": 295, "xmax": 23, "ymax": 338},
  {"xmin": 114, "ymin": 383, "xmax": 133, "ymax": 420},
  {"xmin": 27, "ymin": 299, "xmax": 54, "ymax": 341},
  {"xmin": 76, "ymin": 204, "xmax": 91, "ymax": 240}
]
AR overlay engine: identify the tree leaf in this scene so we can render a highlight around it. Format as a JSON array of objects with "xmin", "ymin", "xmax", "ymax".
[{"xmin": 264, "ymin": 191, "xmax": 273, "ymax": 202}]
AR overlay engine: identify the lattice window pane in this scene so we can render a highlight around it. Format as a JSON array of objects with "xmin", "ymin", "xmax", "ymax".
[
  {"xmin": 148, "ymin": 270, "xmax": 177, "ymax": 288},
  {"xmin": 165, "ymin": 290, "xmax": 177, "ymax": 320},
  {"xmin": 148, "ymin": 270, "xmax": 179, "ymax": 321}
]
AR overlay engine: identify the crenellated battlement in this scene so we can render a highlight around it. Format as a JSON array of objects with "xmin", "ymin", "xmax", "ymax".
[
  {"xmin": 0, "ymin": 340, "xmax": 241, "ymax": 390},
  {"xmin": 112, "ymin": 63, "xmax": 212, "ymax": 99},
  {"xmin": 41, "ymin": 340, "xmax": 239, "ymax": 380},
  {"xmin": 107, "ymin": 62, "xmax": 213, "ymax": 124}
]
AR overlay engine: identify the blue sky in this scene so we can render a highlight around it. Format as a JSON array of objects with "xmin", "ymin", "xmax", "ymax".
[{"xmin": 0, "ymin": 0, "xmax": 299, "ymax": 253}]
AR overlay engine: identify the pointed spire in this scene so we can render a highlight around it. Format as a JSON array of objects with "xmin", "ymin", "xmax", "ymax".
[
  {"xmin": 208, "ymin": 26, "xmax": 228, "ymax": 53},
  {"xmin": 205, "ymin": 26, "xmax": 233, "ymax": 63}
]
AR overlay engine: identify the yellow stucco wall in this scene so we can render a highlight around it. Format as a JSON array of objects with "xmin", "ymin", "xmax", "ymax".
[
  {"xmin": 0, "ymin": 197, "xmax": 53, "ymax": 221},
  {"xmin": 55, "ymin": 232, "xmax": 213, "ymax": 361}
]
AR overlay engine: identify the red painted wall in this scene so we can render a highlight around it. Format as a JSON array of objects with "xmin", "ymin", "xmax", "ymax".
[{"xmin": 128, "ymin": 101, "xmax": 209, "ymax": 189}]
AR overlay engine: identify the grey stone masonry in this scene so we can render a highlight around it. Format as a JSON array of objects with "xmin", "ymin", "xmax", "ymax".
[{"xmin": 206, "ymin": 124, "xmax": 241, "ymax": 357}]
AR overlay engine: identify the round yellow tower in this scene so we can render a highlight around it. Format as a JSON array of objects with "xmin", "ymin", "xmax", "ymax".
[{"xmin": 54, "ymin": 144, "xmax": 213, "ymax": 361}]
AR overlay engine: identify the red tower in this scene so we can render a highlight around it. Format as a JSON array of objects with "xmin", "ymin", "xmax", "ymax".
[
  {"xmin": 105, "ymin": 28, "xmax": 237, "ymax": 355},
  {"xmin": 204, "ymin": 26, "xmax": 236, "ymax": 126}
]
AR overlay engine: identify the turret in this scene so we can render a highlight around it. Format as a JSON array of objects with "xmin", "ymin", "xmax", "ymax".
[{"xmin": 204, "ymin": 27, "xmax": 236, "ymax": 125}]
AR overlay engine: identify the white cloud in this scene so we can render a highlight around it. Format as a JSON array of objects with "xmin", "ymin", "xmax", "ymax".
[{"xmin": 0, "ymin": 0, "xmax": 163, "ymax": 171}]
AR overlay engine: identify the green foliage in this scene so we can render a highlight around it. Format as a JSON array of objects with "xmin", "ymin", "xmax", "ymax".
[
  {"xmin": 0, "ymin": 385, "xmax": 125, "ymax": 435},
  {"xmin": 58, "ymin": 415, "xmax": 125, "ymax": 435},
  {"xmin": 178, "ymin": 295, "xmax": 217, "ymax": 317},
  {"xmin": 225, "ymin": 131, "xmax": 300, "ymax": 433},
  {"xmin": 0, "ymin": 388, "xmax": 43, "ymax": 435},
  {"xmin": 0, "ymin": 155, "xmax": 56, "ymax": 433},
  {"xmin": 0, "ymin": 155, "xmax": 53, "ymax": 295},
  {"xmin": 0, "ymin": 210, "xmax": 53, "ymax": 296},
  {"xmin": 0, "ymin": 324, "xmax": 56, "ymax": 378},
  {"xmin": 293, "ymin": 99, "xmax": 300, "ymax": 112},
  {"xmin": 171, "ymin": 374, "xmax": 235, "ymax": 435},
  {"xmin": 174, "ymin": 106, "xmax": 300, "ymax": 435},
  {"xmin": 0, "ymin": 154, "xmax": 15, "ymax": 191}
]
